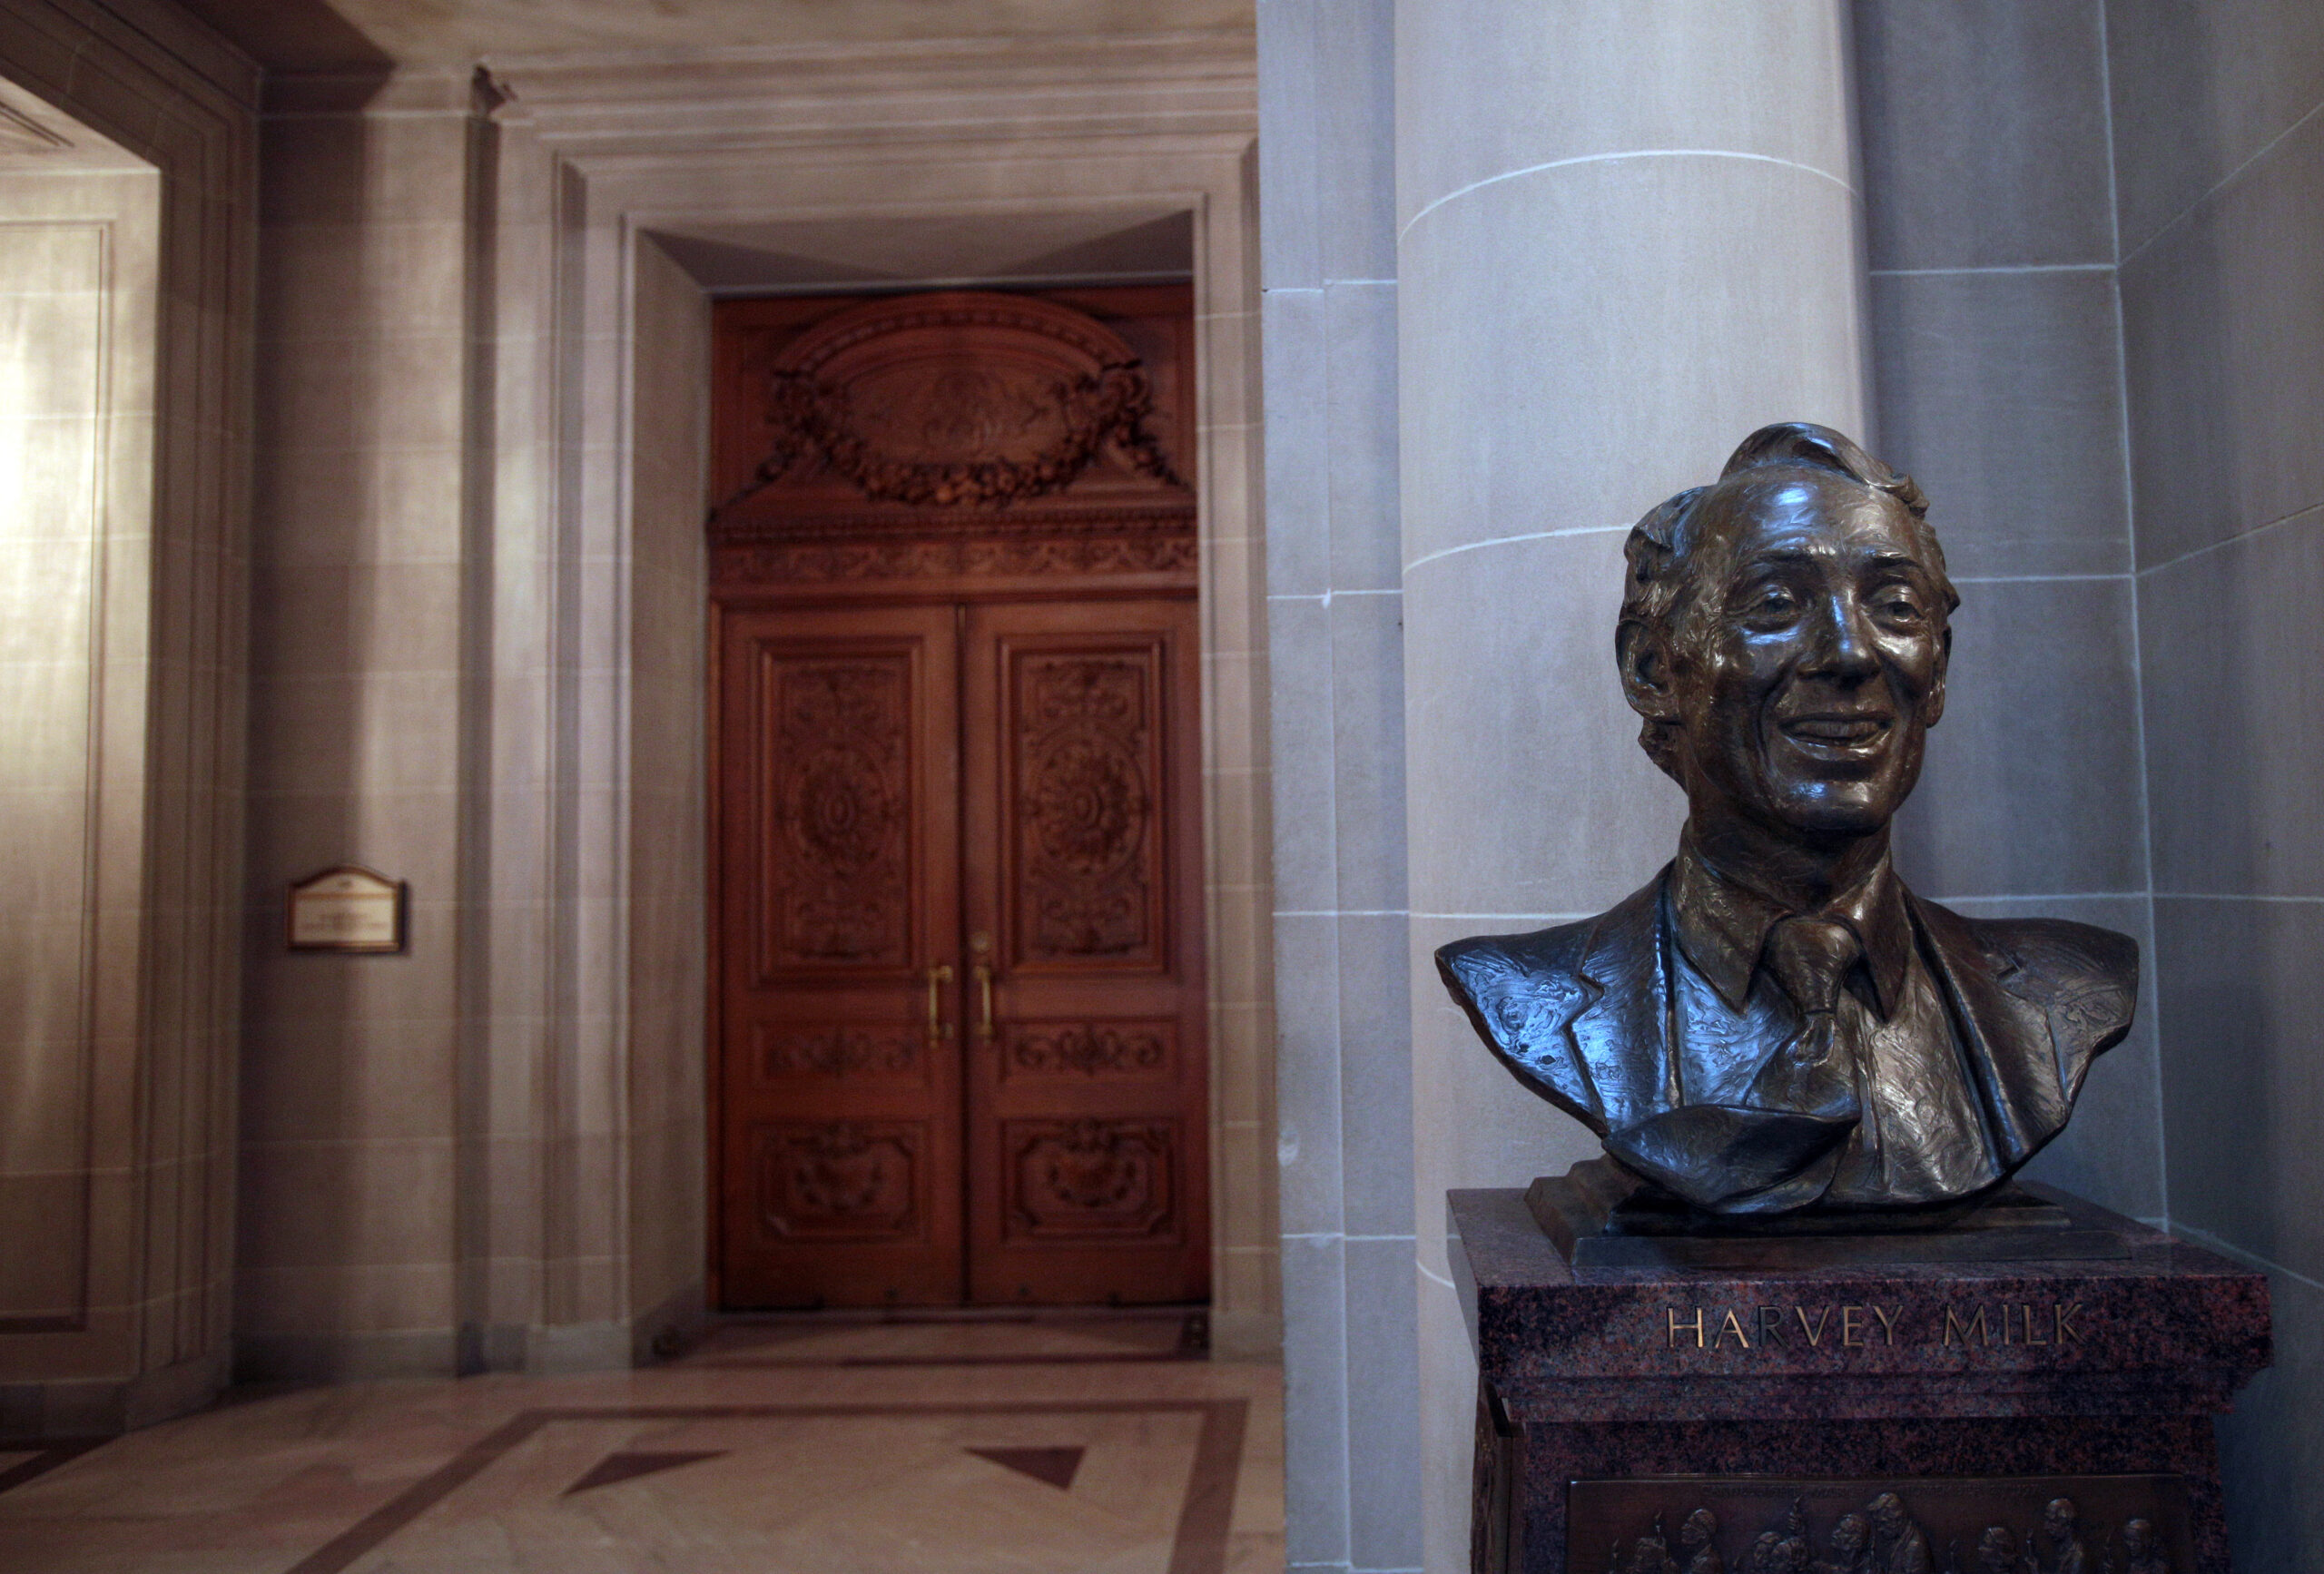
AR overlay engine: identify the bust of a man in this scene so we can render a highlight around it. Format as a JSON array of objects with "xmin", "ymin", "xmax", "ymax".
[{"xmin": 1436, "ymin": 423, "xmax": 2136, "ymax": 1216}]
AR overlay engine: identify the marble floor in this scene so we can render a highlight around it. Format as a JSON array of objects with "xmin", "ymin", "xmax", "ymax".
[{"xmin": 0, "ymin": 1312, "xmax": 1283, "ymax": 1574}]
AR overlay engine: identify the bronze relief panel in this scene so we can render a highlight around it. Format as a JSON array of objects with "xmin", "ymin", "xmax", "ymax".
[{"xmin": 1570, "ymin": 1474, "xmax": 2192, "ymax": 1574}]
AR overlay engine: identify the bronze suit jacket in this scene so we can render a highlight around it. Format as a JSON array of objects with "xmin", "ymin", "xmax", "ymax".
[{"xmin": 1434, "ymin": 870, "xmax": 2138, "ymax": 1211}]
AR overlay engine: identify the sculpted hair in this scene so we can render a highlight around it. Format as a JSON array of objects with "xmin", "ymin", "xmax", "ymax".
[{"xmin": 1619, "ymin": 422, "xmax": 1957, "ymax": 780}]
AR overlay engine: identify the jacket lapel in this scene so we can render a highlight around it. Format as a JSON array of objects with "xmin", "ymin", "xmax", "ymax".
[
  {"xmin": 1909, "ymin": 894, "xmax": 2072, "ymax": 1166},
  {"xmin": 1563, "ymin": 872, "xmax": 1676, "ymax": 1134}
]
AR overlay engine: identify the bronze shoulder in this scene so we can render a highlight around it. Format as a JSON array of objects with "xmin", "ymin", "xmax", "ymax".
[
  {"xmin": 1975, "ymin": 914, "xmax": 2140, "ymax": 1047},
  {"xmin": 1434, "ymin": 919, "xmax": 1606, "ymax": 1130},
  {"xmin": 1914, "ymin": 897, "xmax": 2141, "ymax": 1113}
]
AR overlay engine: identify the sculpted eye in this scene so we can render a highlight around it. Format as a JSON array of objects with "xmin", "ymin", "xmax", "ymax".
[{"xmin": 1742, "ymin": 586, "xmax": 1799, "ymax": 621}]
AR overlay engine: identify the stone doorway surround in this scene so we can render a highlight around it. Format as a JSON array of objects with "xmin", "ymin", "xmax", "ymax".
[{"xmin": 465, "ymin": 33, "xmax": 1274, "ymax": 1365}]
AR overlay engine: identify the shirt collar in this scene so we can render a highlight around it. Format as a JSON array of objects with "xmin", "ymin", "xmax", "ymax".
[{"xmin": 1669, "ymin": 829, "xmax": 1914, "ymax": 1019}]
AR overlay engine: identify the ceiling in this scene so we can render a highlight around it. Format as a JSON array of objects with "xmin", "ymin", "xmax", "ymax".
[
  {"xmin": 646, "ymin": 210, "xmax": 1195, "ymax": 297},
  {"xmin": 170, "ymin": 0, "xmax": 1253, "ymax": 74}
]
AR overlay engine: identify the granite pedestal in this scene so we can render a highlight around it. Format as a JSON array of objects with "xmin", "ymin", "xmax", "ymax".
[{"xmin": 1452, "ymin": 1186, "xmax": 2272, "ymax": 1573}]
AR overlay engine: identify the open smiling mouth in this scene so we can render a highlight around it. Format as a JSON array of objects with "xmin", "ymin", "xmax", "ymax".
[{"xmin": 1777, "ymin": 714, "xmax": 1892, "ymax": 751}]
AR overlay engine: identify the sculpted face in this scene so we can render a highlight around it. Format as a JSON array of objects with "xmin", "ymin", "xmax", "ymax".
[{"xmin": 1655, "ymin": 467, "xmax": 1949, "ymax": 841}]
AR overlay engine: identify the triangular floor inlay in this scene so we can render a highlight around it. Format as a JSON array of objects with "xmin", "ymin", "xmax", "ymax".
[
  {"xmin": 967, "ymin": 1445, "xmax": 1084, "ymax": 1490},
  {"xmin": 563, "ymin": 1450, "xmax": 726, "ymax": 1496}
]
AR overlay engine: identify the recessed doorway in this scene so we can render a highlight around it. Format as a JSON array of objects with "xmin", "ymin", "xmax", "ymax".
[{"xmin": 708, "ymin": 286, "xmax": 1210, "ymax": 1310}]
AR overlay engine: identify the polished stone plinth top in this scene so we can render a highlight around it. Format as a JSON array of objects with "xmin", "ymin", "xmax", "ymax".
[{"xmin": 1451, "ymin": 1186, "xmax": 2272, "ymax": 1426}]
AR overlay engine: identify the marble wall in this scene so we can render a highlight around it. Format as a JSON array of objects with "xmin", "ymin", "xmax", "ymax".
[
  {"xmin": 2105, "ymin": 0, "xmax": 2324, "ymax": 1562},
  {"xmin": 236, "ymin": 74, "xmax": 478, "ymax": 1382},
  {"xmin": 1258, "ymin": 2, "xmax": 1418, "ymax": 1569}
]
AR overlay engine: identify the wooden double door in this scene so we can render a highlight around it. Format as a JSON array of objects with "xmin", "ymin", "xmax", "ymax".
[{"xmin": 714, "ymin": 594, "xmax": 1207, "ymax": 1307}]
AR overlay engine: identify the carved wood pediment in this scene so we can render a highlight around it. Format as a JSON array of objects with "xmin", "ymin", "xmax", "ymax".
[{"xmin": 714, "ymin": 290, "xmax": 1190, "ymax": 523}]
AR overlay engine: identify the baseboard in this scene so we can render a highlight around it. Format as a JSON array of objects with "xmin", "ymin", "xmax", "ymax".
[
  {"xmin": 442, "ymin": 1281, "xmax": 712, "ymax": 1378},
  {"xmin": 0, "ymin": 1344, "xmax": 231, "ymax": 1443},
  {"xmin": 630, "ymin": 1278, "xmax": 707, "ymax": 1365},
  {"xmin": 1208, "ymin": 1306, "xmax": 1283, "ymax": 1361},
  {"xmin": 231, "ymin": 1281, "xmax": 708, "ymax": 1388},
  {"xmin": 520, "ymin": 1317, "xmax": 628, "ymax": 1374},
  {"xmin": 233, "ymin": 1328, "xmax": 459, "ymax": 1385}
]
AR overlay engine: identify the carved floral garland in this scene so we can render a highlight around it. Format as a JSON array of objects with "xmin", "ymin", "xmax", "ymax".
[{"xmin": 717, "ymin": 360, "xmax": 1185, "ymax": 516}]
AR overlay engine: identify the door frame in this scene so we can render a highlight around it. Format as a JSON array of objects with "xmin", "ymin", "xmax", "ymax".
[{"xmin": 475, "ymin": 37, "xmax": 1277, "ymax": 1365}]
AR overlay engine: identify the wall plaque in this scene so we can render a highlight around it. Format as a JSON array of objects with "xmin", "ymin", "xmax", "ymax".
[{"xmin": 287, "ymin": 865, "xmax": 405, "ymax": 953}]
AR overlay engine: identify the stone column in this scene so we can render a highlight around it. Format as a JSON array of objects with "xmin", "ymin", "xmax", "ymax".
[{"xmin": 1394, "ymin": 3, "xmax": 1870, "ymax": 1563}]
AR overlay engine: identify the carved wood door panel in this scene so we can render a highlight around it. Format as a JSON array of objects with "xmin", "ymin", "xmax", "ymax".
[
  {"xmin": 960, "ymin": 599, "xmax": 1208, "ymax": 1305},
  {"xmin": 709, "ymin": 286, "xmax": 1206, "ymax": 1311},
  {"xmin": 714, "ymin": 604, "xmax": 965, "ymax": 1309},
  {"xmin": 713, "ymin": 597, "xmax": 1209, "ymax": 1309}
]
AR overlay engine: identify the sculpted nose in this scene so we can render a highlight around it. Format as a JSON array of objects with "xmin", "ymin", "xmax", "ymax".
[{"xmin": 1799, "ymin": 593, "xmax": 1878, "ymax": 681}]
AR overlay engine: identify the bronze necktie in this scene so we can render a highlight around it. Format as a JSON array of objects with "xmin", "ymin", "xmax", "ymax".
[{"xmin": 1748, "ymin": 915, "xmax": 1864, "ymax": 1118}]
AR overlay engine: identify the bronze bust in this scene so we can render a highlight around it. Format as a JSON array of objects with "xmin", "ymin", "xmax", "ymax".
[{"xmin": 1436, "ymin": 424, "xmax": 2136, "ymax": 1217}]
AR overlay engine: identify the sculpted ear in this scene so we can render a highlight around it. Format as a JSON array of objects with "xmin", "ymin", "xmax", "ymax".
[{"xmin": 1617, "ymin": 617, "xmax": 1679, "ymax": 723}]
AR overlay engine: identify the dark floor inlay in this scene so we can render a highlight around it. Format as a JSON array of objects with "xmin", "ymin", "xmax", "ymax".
[
  {"xmin": 967, "ymin": 1445, "xmax": 1084, "ymax": 1490},
  {"xmin": 563, "ymin": 1450, "xmax": 726, "ymax": 1496},
  {"xmin": 0, "ymin": 1441, "xmax": 108, "ymax": 1499}
]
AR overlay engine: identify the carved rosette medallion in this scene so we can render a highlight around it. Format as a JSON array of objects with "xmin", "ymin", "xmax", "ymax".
[
  {"xmin": 753, "ymin": 1120, "xmax": 921, "ymax": 1242},
  {"xmin": 1003, "ymin": 1118, "xmax": 1177, "ymax": 1242},
  {"xmin": 1012, "ymin": 653, "xmax": 1159, "ymax": 964},
  {"xmin": 759, "ymin": 656, "xmax": 911, "ymax": 970},
  {"xmin": 1003, "ymin": 1021, "xmax": 1174, "ymax": 1079}
]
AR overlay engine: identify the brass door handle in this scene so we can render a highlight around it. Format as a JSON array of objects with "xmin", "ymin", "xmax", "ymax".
[
  {"xmin": 972, "ymin": 963, "xmax": 994, "ymax": 1041},
  {"xmin": 925, "ymin": 964, "xmax": 954, "ymax": 1041}
]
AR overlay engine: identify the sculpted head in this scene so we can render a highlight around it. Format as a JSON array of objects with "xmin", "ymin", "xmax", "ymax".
[
  {"xmin": 2043, "ymin": 1499, "xmax": 2078, "ymax": 1542},
  {"xmin": 1864, "ymin": 1491, "xmax": 1913, "ymax": 1539},
  {"xmin": 1617, "ymin": 424, "xmax": 1957, "ymax": 846}
]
